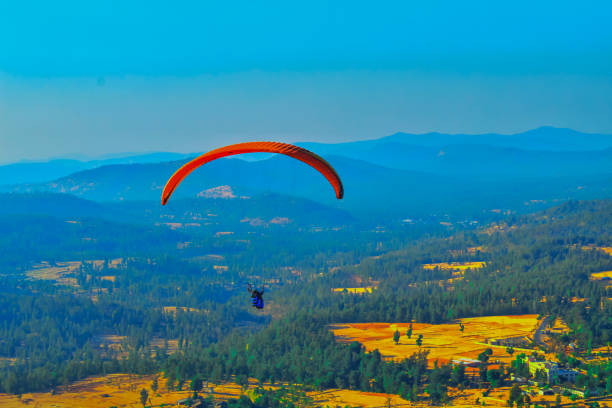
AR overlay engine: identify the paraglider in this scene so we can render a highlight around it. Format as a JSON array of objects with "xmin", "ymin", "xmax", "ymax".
[
  {"xmin": 247, "ymin": 283, "xmax": 264, "ymax": 309},
  {"xmin": 161, "ymin": 141, "xmax": 344, "ymax": 205},
  {"xmin": 161, "ymin": 142, "xmax": 343, "ymax": 310}
]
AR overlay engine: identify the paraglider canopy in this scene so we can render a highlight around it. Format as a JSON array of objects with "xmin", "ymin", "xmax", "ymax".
[{"xmin": 161, "ymin": 141, "xmax": 344, "ymax": 205}]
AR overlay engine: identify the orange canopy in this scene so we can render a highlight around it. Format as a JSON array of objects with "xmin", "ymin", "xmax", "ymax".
[{"xmin": 161, "ymin": 141, "xmax": 344, "ymax": 205}]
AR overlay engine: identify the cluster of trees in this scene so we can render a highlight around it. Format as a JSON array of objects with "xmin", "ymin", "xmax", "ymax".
[
  {"xmin": 0, "ymin": 256, "xmax": 268, "ymax": 393},
  {"xmin": 162, "ymin": 313, "xmax": 461, "ymax": 403}
]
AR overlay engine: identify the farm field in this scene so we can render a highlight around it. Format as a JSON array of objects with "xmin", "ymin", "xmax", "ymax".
[
  {"xmin": 579, "ymin": 245, "xmax": 612, "ymax": 256},
  {"xmin": 590, "ymin": 270, "xmax": 612, "ymax": 280},
  {"xmin": 26, "ymin": 259, "xmax": 124, "ymax": 287},
  {"xmin": 0, "ymin": 374, "xmax": 412, "ymax": 408},
  {"xmin": 330, "ymin": 315, "xmax": 542, "ymax": 368},
  {"xmin": 0, "ymin": 374, "xmax": 582, "ymax": 408},
  {"xmin": 597, "ymin": 247, "xmax": 612, "ymax": 256},
  {"xmin": 422, "ymin": 261, "xmax": 486, "ymax": 272},
  {"xmin": 332, "ymin": 287, "xmax": 377, "ymax": 294}
]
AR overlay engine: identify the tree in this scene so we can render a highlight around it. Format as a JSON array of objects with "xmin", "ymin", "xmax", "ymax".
[
  {"xmin": 190, "ymin": 376, "xmax": 203, "ymax": 397},
  {"xmin": 459, "ymin": 323, "xmax": 465, "ymax": 333},
  {"xmin": 486, "ymin": 369, "xmax": 502, "ymax": 388},
  {"xmin": 587, "ymin": 337, "xmax": 592, "ymax": 355},
  {"xmin": 166, "ymin": 377, "xmax": 175, "ymax": 392},
  {"xmin": 237, "ymin": 374, "xmax": 249, "ymax": 391},
  {"xmin": 406, "ymin": 323, "xmax": 413, "ymax": 339},
  {"xmin": 140, "ymin": 388, "xmax": 148, "ymax": 408},
  {"xmin": 479, "ymin": 364, "xmax": 488, "ymax": 382},
  {"xmin": 451, "ymin": 364, "xmax": 466, "ymax": 387},
  {"xmin": 535, "ymin": 368, "xmax": 548, "ymax": 383},
  {"xmin": 393, "ymin": 330, "xmax": 400, "ymax": 345},
  {"xmin": 151, "ymin": 376, "xmax": 158, "ymax": 393},
  {"xmin": 506, "ymin": 346, "xmax": 515, "ymax": 357},
  {"xmin": 416, "ymin": 334, "xmax": 423, "ymax": 348},
  {"xmin": 478, "ymin": 349, "xmax": 492, "ymax": 363},
  {"xmin": 508, "ymin": 384, "xmax": 523, "ymax": 407}
]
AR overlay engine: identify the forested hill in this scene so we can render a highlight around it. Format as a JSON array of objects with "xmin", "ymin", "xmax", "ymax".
[
  {"xmin": 1, "ymin": 198, "xmax": 609, "ymax": 398},
  {"xmin": 292, "ymin": 199, "xmax": 612, "ymax": 341},
  {"xmin": 162, "ymin": 199, "xmax": 612, "ymax": 402},
  {"xmin": 5, "ymin": 154, "xmax": 612, "ymax": 220}
]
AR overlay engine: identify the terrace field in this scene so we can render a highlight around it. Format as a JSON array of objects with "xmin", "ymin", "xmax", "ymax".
[{"xmin": 331, "ymin": 315, "xmax": 542, "ymax": 368}]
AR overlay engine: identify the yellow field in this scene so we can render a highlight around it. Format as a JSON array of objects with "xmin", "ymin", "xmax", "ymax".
[
  {"xmin": 0, "ymin": 374, "xmax": 583, "ymax": 408},
  {"xmin": 422, "ymin": 261, "xmax": 486, "ymax": 273},
  {"xmin": 149, "ymin": 338, "xmax": 179, "ymax": 353},
  {"xmin": 598, "ymin": 247, "xmax": 612, "ymax": 256},
  {"xmin": 549, "ymin": 318, "xmax": 569, "ymax": 333},
  {"xmin": 580, "ymin": 245, "xmax": 612, "ymax": 256},
  {"xmin": 0, "ymin": 374, "xmax": 412, "ymax": 408},
  {"xmin": 331, "ymin": 315, "xmax": 540, "ymax": 368},
  {"xmin": 0, "ymin": 357, "xmax": 16, "ymax": 367},
  {"xmin": 332, "ymin": 287, "xmax": 377, "ymax": 294},
  {"xmin": 483, "ymin": 223, "xmax": 516, "ymax": 235},
  {"xmin": 162, "ymin": 306, "xmax": 201, "ymax": 314},
  {"xmin": 311, "ymin": 389, "xmax": 409, "ymax": 407},
  {"xmin": 590, "ymin": 270, "xmax": 612, "ymax": 280},
  {"xmin": 26, "ymin": 259, "xmax": 124, "ymax": 288},
  {"xmin": 26, "ymin": 261, "xmax": 82, "ymax": 287}
]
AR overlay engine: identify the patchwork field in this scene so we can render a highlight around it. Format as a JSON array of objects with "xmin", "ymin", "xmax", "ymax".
[
  {"xmin": 0, "ymin": 374, "xmax": 583, "ymax": 408},
  {"xmin": 26, "ymin": 261, "xmax": 82, "ymax": 287},
  {"xmin": 0, "ymin": 374, "xmax": 412, "ymax": 408},
  {"xmin": 26, "ymin": 259, "xmax": 124, "ymax": 287},
  {"xmin": 331, "ymin": 315, "xmax": 541, "ymax": 368}
]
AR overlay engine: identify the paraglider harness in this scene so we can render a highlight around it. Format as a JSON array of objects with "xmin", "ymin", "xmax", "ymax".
[{"xmin": 247, "ymin": 284, "xmax": 264, "ymax": 309}]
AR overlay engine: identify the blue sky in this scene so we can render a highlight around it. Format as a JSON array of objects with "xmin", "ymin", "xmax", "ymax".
[{"xmin": 1, "ymin": 1, "xmax": 611, "ymax": 161}]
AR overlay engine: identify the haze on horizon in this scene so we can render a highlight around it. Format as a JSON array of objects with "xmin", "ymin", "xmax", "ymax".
[{"xmin": 1, "ymin": 1, "xmax": 612, "ymax": 163}]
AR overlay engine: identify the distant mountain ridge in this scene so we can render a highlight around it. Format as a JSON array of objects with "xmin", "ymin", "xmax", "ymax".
[
  {"xmin": 299, "ymin": 127, "xmax": 612, "ymax": 152},
  {"xmin": 2, "ymin": 127, "xmax": 611, "ymax": 186},
  {"xmin": 5, "ymin": 153, "xmax": 612, "ymax": 220},
  {"xmin": 0, "ymin": 152, "xmax": 194, "ymax": 185},
  {"xmin": 2, "ymin": 127, "xmax": 612, "ymax": 219}
]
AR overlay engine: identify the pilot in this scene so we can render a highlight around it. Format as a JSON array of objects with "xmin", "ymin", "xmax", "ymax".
[{"xmin": 247, "ymin": 284, "xmax": 264, "ymax": 309}]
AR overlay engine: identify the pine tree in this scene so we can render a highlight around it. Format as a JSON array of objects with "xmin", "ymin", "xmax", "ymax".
[
  {"xmin": 151, "ymin": 376, "xmax": 158, "ymax": 393},
  {"xmin": 139, "ymin": 388, "xmax": 148, "ymax": 408}
]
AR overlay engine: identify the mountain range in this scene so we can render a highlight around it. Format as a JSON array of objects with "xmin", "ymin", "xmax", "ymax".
[{"xmin": 1, "ymin": 127, "xmax": 611, "ymax": 220}]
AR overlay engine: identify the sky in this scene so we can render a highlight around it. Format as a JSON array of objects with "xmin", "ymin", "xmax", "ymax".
[{"xmin": 1, "ymin": 1, "xmax": 612, "ymax": 162}]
